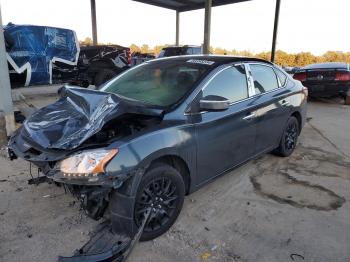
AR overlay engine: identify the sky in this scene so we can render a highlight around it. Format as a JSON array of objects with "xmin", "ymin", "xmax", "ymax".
[{"xmin": 1, "ymin": 0, "xmax": 350, "ymax": 55}]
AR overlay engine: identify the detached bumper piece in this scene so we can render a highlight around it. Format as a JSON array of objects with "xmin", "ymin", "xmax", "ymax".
[
  {"xmin": 58, "ymin": 223, "xmax": 131, "ymax": 262},
  {"xmin": 28, "ymin": 176, "xmax": 52, "ymax": 185},
  {"xmin": 58, "ymin": 209, "xmax": 151, "ymax": 262}
]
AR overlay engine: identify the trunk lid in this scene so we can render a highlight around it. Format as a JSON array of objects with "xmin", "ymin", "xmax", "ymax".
[{"xmin": 306, "ymin": 69, "xmax": 337, "ymax": 81}]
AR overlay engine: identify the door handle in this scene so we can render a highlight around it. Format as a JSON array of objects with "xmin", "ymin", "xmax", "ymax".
[
  {"xmin": 242, "ymin": 112, "xmax": 256, "ymax": 121},
  {"xmin": 281, "ymin": 100, "xmax": 289, "ymax": 106}
]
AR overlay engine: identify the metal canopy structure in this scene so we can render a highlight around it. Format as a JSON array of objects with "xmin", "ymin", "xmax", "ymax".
[
  {"xmin": 89, "ymin": 0, "xmax": 281, "ymax": 58},
  {"xmin": 131, "ymin": 0, "xmax": 251, "ymax": 12},
  {"xmin": 0, "ymin": 4, "xmax": 15, "ymax": 136},
  {"xmin": 134, "ymin": 0, "xmax": 280, "ymax": 59},
  {"xmin": 130, "ymin": 0, "xmax": 259, "ymax": 54}
]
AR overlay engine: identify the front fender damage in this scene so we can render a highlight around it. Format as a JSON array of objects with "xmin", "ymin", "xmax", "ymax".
[
  {"xmin": 58, "ymin": 168, "xmax": 148, "ymax": 262},
  {"xmin": 6, "ymin": 85, "xmax": 162, "ymax": 261},
  {"xmin": 22, "ymin": 165, "xmax": 147, "ymax": 261}
]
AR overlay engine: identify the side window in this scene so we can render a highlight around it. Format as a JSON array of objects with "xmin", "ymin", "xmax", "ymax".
[
  {"xmin": 250, "ymin": 64, "xmax": 279, "ymax": 95},
  {"xmin": 203, "ymin": 65, "xmax": 248, "ymax": 103},
  {"xmin": 274, "ymin": 67, "xmax": 288, "ymax": 86}
]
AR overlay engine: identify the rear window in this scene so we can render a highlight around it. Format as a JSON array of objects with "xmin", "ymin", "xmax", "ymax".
[
  {"xmin": 250, "ymin": 64, "xmax": 279, "ymax": 94},
  {"xmin": 274, "ymin": 68, "xmax": 288, "ymax": 86}
]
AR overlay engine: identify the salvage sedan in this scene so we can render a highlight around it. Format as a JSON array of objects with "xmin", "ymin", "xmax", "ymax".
[
  {"xmin": 8, "ymin": 56, "xmax": 307, "ymax": 242},
  {"xmin": 293, "ymin": 62, "xmax": 350, "ymax": 98}
]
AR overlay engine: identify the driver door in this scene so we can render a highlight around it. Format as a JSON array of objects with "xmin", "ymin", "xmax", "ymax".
[{"xmin": 191, "ymin": 65, "xmax": 258, "ymax": 186}]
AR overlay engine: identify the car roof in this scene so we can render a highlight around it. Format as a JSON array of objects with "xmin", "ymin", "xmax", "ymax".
[
  {"xmin": 150, "ymin": 55, "xmax": 273, "ymax": 66},
  {"xmin": 302, "ymin": 62, "xmax": 349, "ymax": 70},
  {"xmin": 80, "ymin": 44, "xmax": 128, "ymax": 50}
]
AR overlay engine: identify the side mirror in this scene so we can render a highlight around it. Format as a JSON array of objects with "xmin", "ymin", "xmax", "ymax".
[{"xmin": 199, "ymin": 95, "xmax": 230, "ymax": 111}]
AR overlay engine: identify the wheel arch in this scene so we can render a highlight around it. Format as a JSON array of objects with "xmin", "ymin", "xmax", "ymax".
[
  {"xmin": 291, "ymin": 111, "xmax": 302, "ymax": 134},
  {"xmin": 147, "ymin": 155, "xmax": 191, "ymax": 195}
]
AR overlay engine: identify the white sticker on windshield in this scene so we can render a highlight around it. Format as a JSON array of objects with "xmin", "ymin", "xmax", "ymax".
[{"xmin": 186, "ymin": 59, "xmax": 215, "ymax": 66}]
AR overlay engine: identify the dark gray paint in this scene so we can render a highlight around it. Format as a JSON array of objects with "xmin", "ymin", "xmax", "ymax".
[
  {"xmin": 9, "ymin": 56, "xmax": 307, "ymax": 194},
  {"xmin": 104, "ymin": 59, "xmax": 307, "ymax": 193}
]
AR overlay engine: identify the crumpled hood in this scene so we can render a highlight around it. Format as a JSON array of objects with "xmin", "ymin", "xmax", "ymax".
[{"xmin": 21, "ymin": 86, "xmax": 163, "ymax": 150}]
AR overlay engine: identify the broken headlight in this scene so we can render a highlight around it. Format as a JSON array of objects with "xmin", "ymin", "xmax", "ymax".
[{"xmin": 58, "ymin": 149, "xmax": 118, "ymax": 178}]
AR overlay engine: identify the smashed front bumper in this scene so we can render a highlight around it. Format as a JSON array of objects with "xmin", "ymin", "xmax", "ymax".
[
  {"xmin": 48, "ymin": 168, "xmax": 123, "ymax": 188},
  {"xmin": 8, "ymin": 132, "xmax": 147, "ymax": 261}
]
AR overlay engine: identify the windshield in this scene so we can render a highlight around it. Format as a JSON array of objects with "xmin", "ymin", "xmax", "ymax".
[{"xmin": 101, "ymin": 59, "xmax": 211, "ymax": 107}]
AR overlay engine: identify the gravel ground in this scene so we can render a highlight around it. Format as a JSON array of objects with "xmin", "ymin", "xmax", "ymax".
[{"xmin": 1, "ymin": 100, "xmax": 350, "ymax": 262}]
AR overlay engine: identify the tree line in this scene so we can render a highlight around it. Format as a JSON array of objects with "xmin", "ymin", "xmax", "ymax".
[
  {"xmin": 79, "ymin": 38, "xmax": 350, "ymax": 67},
  {"xmin": 130, "ymin": 44, "xmax": 350, "ymax": 67}
]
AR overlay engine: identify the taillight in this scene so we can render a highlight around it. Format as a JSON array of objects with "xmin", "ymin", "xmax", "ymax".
[
  {"xmin": 293, "ymin": 72, "xmax": 307, "ymax": 82},
  {"xmin": 335, "ymin": 72, "xmax": 350, "ymax": 81},
  {"xmin": 302, "ymin": 86, "xmax": 308, "ymax": 97},
  {"xmin": 127, "ymin": 49, "xmax": 131, "ymax": 65}
]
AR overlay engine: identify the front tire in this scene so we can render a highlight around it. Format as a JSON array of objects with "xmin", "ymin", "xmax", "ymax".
[
  {"xmin": 274, "ymin": 116, "xmax": 299, "ymax": 157},
  {"xmin": 134, "ymin": 164, "xmax": 185, "ymax": 241}
]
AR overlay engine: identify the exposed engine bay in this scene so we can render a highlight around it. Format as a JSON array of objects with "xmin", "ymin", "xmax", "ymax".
[{"xmin": 85, "ymin": 114, "xmax": 161, "ymax": 146}]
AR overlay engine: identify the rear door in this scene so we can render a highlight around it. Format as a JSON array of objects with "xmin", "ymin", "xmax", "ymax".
[
  {"xmin": 192, "ymin": 64, "xmax": 258, "ymax": 185},
  {"xmin": 248, "ymin": 63, "xmax": 292, "ymax": 154}
]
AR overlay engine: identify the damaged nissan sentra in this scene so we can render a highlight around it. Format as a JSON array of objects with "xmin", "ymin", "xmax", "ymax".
[{"xmin": 8, "ymin": 55, "xmax": 307, "ymax": 250}]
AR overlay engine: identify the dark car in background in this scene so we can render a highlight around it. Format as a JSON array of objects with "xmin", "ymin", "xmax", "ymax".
[
  {"xmin": 283, "ymin": 66, "xmax": 300, "ymax": 75},
  {"xmin": 77, "ymin": 44, "xmax": 131, "ymax": 86},
  {"xmin": 293, "ymin": 62, "xmax": 350, "ymax": 98},
  {"xmin": 5, "ymin": 23, "xmax": 130, "ymax": 87},
  {"xmin": 158, "ymin": 45, "xmax": 202, "ymax": 58},
  {"xmin": 8, "ymin": 56, "xmax": 307, "ymax": 249},
  {"xmin": 130, "ymin": 52, "xmax": 156, "ymax": 66}
]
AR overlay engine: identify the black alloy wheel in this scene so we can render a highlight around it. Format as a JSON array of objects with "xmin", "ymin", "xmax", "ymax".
[
  {"xmin": 134, "ymin": 164, "xmax": 185, "ymax": 241},
  {"xmin": 94, "ymin": 68, "xmax": 117, "ymax": 87},
  {"xmin": 274, "ymin": 116, "xmax": 299, "ymax": 157},
  {"xmin": 284, "ymin": 121, "xmax": 298, "ymax": 151}
]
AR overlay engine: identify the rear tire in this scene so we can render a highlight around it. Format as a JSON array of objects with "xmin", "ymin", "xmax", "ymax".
[
  {"xmin": 94, "ymin": 68, "xmax": 118, "ymax": 87},
  {"xmin": 274, "ymin": 116, "xmax": 299, "ymax": 157},
  {"xmin": 134, "ymin": 164, "xmax": 185, "ymax": 241}
]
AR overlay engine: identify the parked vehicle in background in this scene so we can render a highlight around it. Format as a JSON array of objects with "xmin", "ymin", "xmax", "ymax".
[
  {"xmin": 158, "ymin": 45, "xmax": 202, "ymax": 58},
  {"xmin": 283, "ymin": 66, "xmax": 299, "ymax": 75},
  {"xmin": 78, "ymin": 45, "xmax": 131, "ymax": 87},
  {"xmin": 5, "ymin": 23, "xmax": 130, "ymax": 88},
  {"xmin": 131, "ymin": 52, "xmax": 156, "ymax": 66},
  {"xmin": 293, "ymin": 62, "xmax": 350, "ymax": 98},
  {"xmin": 5, "ymin": 23, "xmax": 79, "ymax": 87},
  {"xmin": 8, "ymin": 56, "xmax": 307, "ymax": 248}
]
